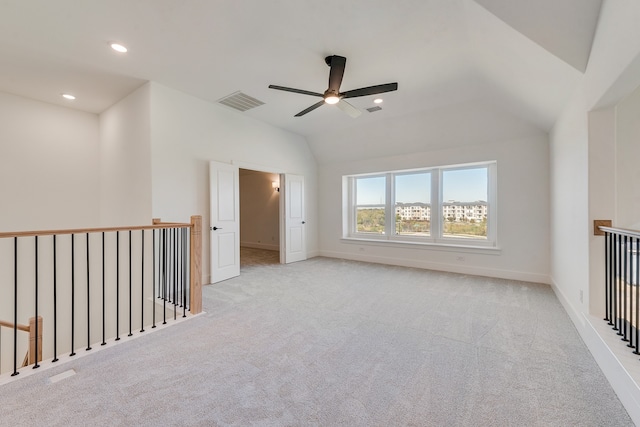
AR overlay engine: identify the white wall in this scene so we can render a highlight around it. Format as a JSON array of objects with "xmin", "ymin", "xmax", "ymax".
[
  {"xmin": 615, "ymin": 85, "xmax": 640, "ymax": 229},
  {"xmin": 553, "ymin": 0, "xmax": 640, "ymax": 332},
  {"xmin": 98, "ymin": 84, "xmax": 152, "ymax": 226},
  {"xmin": 551, "ymin": 1, "xmax": 640, "ymax": 423},
  {"xmin": 240, "ymin": 170, "xmax": 280, "ymax": 250},
  {"xmin": 148, "ymin": 82, "xmax": 318, "ymax": 283},
  {"xmin": 315, "ymin": 105, "xmax": 550, "ymax": 283},
  {"xmin": 0, "ymin": 91, "xmax": 100, "ymax": 373},
  {"xmin": 0, "ymin": 91, "xmax": 100, "ymax": 231}
]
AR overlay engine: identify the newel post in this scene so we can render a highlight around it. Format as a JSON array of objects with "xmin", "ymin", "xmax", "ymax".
[
  {"xmin": 28, "ymin": 316, "xmax": 43, "ymax": 365},
  {"xmin": 190, "ymin": 215, "xmax": 202, "ymax": 314}
]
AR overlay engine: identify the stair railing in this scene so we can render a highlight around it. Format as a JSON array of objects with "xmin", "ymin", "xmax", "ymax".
[
  {"xmin": 598, "ymin": 225, "xmax": 640, "ymax": 357},
  {"xmin": 0, "ymin": 216, "xmax": 202, "ymax": 377}
]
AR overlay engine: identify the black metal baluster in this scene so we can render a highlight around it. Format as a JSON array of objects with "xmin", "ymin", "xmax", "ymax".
[
  {"xmin": 159, "ymin": 228, "xmax": 164, "ymax": 302},
  {"xmin": 174, "ymin": 228, "xmax": 177, "ymax": 320},
  {"xmin": 102, "ymin": 232, "xmax": 106, "ymax": 346},
  {"xmin": 187, "ymin": 228, "xmax": 191, "ymax": 311},
  {"xmin": 86, "ymin": 233, "xmax": 92, "ymax": 351},
  {"xmin": 12, "ymin": 237, "xmax": 18, "ymax": 376},
  {"xmin": 183, "ymin": 228, "xmax": 187, "ymax": 318},
  {"xmin": 612, "ymin": 233, "xmax": 617, "ymax": 329},
  {"xmin": 617, "ymin": 235, "xmax": 623, "ymax": 335},
  {"xmin": 53, "ymin": 235, "xmax": 58, "ymax": 362},
  {"xmin": 624, "ymin": 235, "xmax": 630, "ymax": 342},
  {"xmin": 635, "ymin": 237, "xmax": 640, "ymax": 355},
  {"xmin": 167, "ymin": 228, "xmax": 172, "ymax": 304},
  {"xmin": 71, "ymin": 234, "xmax": 76, "ymax": 356},
  {"xmin": 178, "ymin": 228, "xmax": 181, "ymax": 312},
  {"xmin": 163, "ymin": 229, "xmax": 167, "ymax": 325},
  {"xmin": 128, "ymin": 230, "xmax": 132, "ymax": 337},
  {"xmin": 140, "ymin": 230, "xmax": 145, "ymax": 333},
  {"xmin": 152, "ymin": 229, "xmax": 156, "ymax": 329},
  {"xmin": 609, "ymin": 232, "xmax": 615, "ymax": 325},
  {"xmin": 34, "ymin": 236, "xmax": 39, "ymax": 368},
  {"xmin": 116, "ymin": 231, "xmax": 120, "ymax": 341},
  {"xmin": 605, "ymin": 231, "xmax": 610, "ymax": 322},
  {"xmin": 624, "ymin": 236, "xmax": 633, "ymax": 347}
]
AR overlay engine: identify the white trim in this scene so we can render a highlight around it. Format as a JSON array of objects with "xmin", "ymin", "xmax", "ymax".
[
  {"xmin": 240, "ymin": 241, "xmax": 279, "ymax": 251},
  {"xmin": 340, "ymin": 237, "xmax": 501, "ymax": 254},
  {"xmin": 319, "ymin": 250, "xmax": 549, "ymax": 284},
  {"xmin": 550, "ymin": 277, "xmax": 640, "ymax": 425},
  {"xmin": 232, "ymin": 160, "xmax": 286, "ymax": 174},
  {"xmin": 0, "ymin": 312, "xmax": 204, "ymax": 386}
]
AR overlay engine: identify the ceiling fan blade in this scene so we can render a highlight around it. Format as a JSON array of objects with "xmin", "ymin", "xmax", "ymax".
[
  {"xmin": 327, "ymin": 55, "xmax": 346, "ymax": 93},
  {"xmin": 336, "ymin": 99, "xmax": 361, "ymax": 118},
  {"xmin": 294, "ymin": 100, "xmax": 325, "ymax": 117},
  {"xmin": 342, "ymin": 82, "xmax": 398, "ymax": 99},
  {"xmin": 268, "ymin": 85, "xmax": 323, "ymax": 98}
]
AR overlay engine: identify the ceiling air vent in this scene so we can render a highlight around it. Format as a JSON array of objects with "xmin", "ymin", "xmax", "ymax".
[
  {"xmin": 366, "ymin": 106, "xmax": 382, "ymax": 113},
  {"xmin": 218, "ymin": 91, "xmax": 265, "ymax": 112}
]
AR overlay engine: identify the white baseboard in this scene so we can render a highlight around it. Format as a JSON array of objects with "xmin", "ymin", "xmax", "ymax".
[
  {"xmin": 318, "ymin": 250, "xmax": 550, "ymax": 284},
  {"xmin": 240, "ymin": 241, "xmax": 279, "ymax": 251},
  {"xmin": 550, "ymin": 277, "xmax": 640, "ymax": 425}
]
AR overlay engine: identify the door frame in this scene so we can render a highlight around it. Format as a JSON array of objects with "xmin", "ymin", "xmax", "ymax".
[{"xmin": 233, "ymin": 161, "xmax": 286, "ymax": 263}]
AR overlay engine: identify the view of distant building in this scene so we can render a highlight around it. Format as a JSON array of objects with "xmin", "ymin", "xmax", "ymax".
[
  {"xmin": 395, "ymin": 203, "xmax": 431, "ymax": 220},
  {"xmin": 395, "ymin": 201, "xmax": 487, "ymax": 222}
]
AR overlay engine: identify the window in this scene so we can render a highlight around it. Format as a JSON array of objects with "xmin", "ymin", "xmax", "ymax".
[
  {"xmin": 395, "ymin": 172, "xmax": 431, "ymax": 237},
  {"xmin": 344, "ymin": 162, "xmax": 496, "ymax": 247},
  {"xmin": 442, "ymin": 168, "xmax": 488, "ymax": 240},
  {"xmin": 355, "ymin": 175, "xmax": 386, "ymax": 234}
]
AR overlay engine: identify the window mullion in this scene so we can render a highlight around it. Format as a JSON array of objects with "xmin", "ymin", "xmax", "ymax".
[
  {"xmin": 386, "ymin": 173, "xmax": 393, "ymax": 238},
  {"xmin": 432, "ymin": 169, "xmax": 441, "ymax": 240}
]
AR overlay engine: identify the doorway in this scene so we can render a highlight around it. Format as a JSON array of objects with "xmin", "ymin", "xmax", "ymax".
[
  {"xmin": 239, "ymin": 168, "xmax": 281, "ymax": 268},
  {"xmin": 209, "ymin": 161, "xmax": 307, "ymax": 283}
]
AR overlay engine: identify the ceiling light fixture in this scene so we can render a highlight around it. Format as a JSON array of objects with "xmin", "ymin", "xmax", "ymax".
[
  {"xmin": 110, "ymin": 43, "xmax": 128, "ymax": 53},
  {"xmin": 374, "ymin": 98, "xmax": 383, "ymax": 104},
  {"xmin": 62, "ymin": 93, "xmax": 76, "ymax": 100},
  {"xmin": 324, "ymin": 95, "xmax": 340, "ymax": 105}
]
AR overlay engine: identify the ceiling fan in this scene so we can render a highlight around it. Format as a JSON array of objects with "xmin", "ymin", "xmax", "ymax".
[{"xmin": 268, "ymin": 55, "xmax": 398, "ymax": 118}]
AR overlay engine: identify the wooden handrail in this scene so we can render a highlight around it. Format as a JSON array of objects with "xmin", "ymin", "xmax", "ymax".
[
  {"xmin": 0, "ymin": 222, "xmax": 192, "ymax": 239},
  {"xmin": 0, "ymin": 320, "xmax": 30, "ymax": 332}
]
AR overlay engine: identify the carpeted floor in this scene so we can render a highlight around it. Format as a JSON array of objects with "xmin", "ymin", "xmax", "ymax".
[
  {"xmin": 0, "ymin": 255, "xmax": 634, "ymax": 426},
  {"xmin": 241, "ymin": 246, "xmax": 280, "ymax": 267}
]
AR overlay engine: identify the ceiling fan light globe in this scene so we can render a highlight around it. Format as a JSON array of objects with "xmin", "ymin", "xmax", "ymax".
[{"xmin": 324, "ymin": 95, "xmax": 340, "ymax": 105}]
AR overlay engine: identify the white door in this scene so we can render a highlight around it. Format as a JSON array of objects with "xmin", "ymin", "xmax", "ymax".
[
  {"xmin": 284, "ymin": 174, "xmax": 307, "ymax": 263},
  {"xmin": 209, "ymin": 161, "xmax": 240, "ymax": 283}
]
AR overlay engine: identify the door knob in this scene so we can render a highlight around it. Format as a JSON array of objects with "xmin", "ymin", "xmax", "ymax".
[
  {"xmin": 302, "ymin": 221, "xmax": 306, "ymax": 224},
  {"xmin": 211, "ymin": 226, "xmax": 223, "ymax": 231}
]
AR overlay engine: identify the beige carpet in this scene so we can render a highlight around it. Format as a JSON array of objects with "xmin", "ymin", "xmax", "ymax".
[
  {"xmin": 241, "ymin": 246, "xmax": 280, "ymax": 267},
  {"xmin": 0, "ymin": 255, "xmax": 633, "ymax": 426}
]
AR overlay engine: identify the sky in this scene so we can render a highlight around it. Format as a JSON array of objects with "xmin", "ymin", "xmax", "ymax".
[{"xmin": 356, "ymin": 168, "xmax": 487, "ymax": 205}]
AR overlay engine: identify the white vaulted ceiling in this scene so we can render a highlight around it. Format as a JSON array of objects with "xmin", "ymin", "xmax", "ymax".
[{"xmin": 0, "ymin": 0, "xmax": 601, "ymax": 138}]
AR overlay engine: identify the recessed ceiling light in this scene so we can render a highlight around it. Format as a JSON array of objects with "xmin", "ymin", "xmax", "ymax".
[
  {"xmin": 62, "ymin": 93, "xmax": 76, "ymax": 100},
  {"xmin": 110, "ymin": 43, "xmax": 128, "ymax": 53},
  {"xmin": 374, "ymin": 98, "xmax": 383, "ymax": 104}
]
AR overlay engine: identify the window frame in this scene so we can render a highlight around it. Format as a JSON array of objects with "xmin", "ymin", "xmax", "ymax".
[{"xmin": 344, "ymin": 161, "xmax": 497, "ymax": 248}]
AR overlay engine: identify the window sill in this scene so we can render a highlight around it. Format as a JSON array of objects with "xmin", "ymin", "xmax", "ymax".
[{"xmin": 340, "ymin": 236, "xmax": 501, "ymax": 255}]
